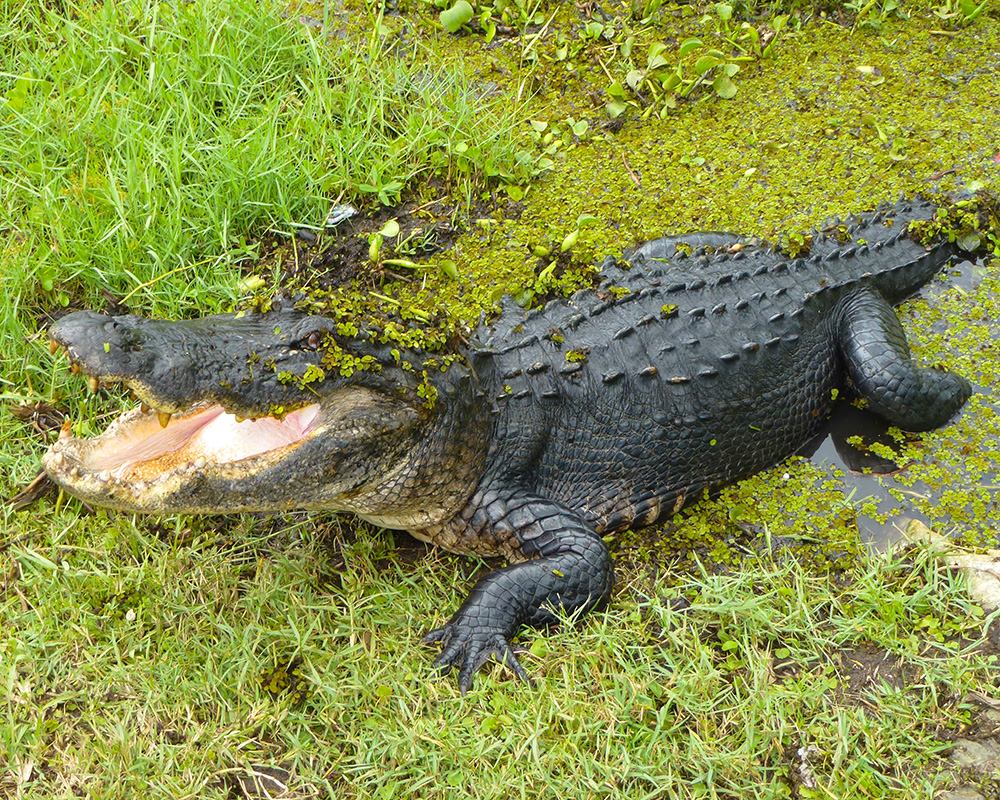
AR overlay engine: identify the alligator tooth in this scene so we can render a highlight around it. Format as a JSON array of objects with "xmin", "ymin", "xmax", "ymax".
[
  {"xmin": 140, "ymin": 403, "xmax": 150, "ymax": 413},
  {"xmin": 59, "ymin": 420, "xmax": 72, "ymax": 440},
  {"xmin": 235, "ymin": 416, "xmax": 246, "ymax": 423},
  {"xmin": 51, "ymin": 451, "xmax": 64, "ymax": 465},
  {"xmin": 158, "ymin": 411, "xmax": 171, "ymax": 428},
  {"xmin": 193, "ymin": 457, "xmax": 207, "ymax": 469},
  {"xmin": 88, "ymin": 376, "xmax": 100, "ymax": 394},
  {"xmin": 48, "ymin": 339, "xmax": 60, "ymax": 355},
  {"xmin": 70, "ymin": 363, "xmax": 80, "ymax": 375}
]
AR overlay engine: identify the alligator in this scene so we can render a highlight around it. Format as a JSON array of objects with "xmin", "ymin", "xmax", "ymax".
[{"xmin": 42, "ymin": 197, "xmax": 974, "ymax": 691}]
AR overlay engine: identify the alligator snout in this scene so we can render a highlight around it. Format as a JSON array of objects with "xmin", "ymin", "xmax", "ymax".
[
  {"xmin": 50, "ymin": 310, "xmax": 138, "ymax": 362},
  {"xmin": 48, "ymin": 310, "xmax": 158, "ymax": 396},
  {"xmin": 46, "ymin": 306, "xmax": 355, "ymax": 418}
]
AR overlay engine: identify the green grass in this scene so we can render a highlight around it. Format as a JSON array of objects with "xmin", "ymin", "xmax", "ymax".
[
  {"xmin": 3, "ymin": 0, "xmax": 1000, "ymax": 797},
  {"xmin": 0, "ymin": 510, "xmax": 995, "ymax": 798},
  {"xmin": 0, "ymin": 0, "xmax": 537, "ymax": 332}
]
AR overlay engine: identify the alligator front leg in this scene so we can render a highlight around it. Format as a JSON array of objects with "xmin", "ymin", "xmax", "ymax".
[
  {"xmin": 421, "ymin": 492, "xmax": 614, "ymax": 693},
  {"xmin": 839, "ymin": 287, "xmax": 972, "ymax": 431}
]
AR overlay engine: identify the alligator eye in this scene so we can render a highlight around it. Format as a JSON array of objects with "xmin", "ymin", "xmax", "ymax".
[{"xmin": 302, "ymin": 331, "xmax": 322, "ymax": 351}]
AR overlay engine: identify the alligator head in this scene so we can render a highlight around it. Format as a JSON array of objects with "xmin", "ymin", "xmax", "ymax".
[{"xmin": 42, "ymin": 303, "xmax": 487, "ymax": 528}]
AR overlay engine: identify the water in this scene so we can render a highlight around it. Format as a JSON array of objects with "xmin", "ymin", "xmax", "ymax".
[{"xmin": 802, "ymin": 401, "xmax": 939, "ymax": 550}]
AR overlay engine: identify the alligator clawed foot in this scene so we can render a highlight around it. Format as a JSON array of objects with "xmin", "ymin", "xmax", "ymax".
[{"xmin": 423, "ymin": 624, "xmax": 533, "ymax": 693}]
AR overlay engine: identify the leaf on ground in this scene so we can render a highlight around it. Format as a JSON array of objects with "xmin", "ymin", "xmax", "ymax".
[
  {"xmin": 713, "ymin": 75, "xmax": 738, "ymax": 99},
  {"xmin": 903, "ymin": 520, "xmax": 1000, "ymax": 610}
]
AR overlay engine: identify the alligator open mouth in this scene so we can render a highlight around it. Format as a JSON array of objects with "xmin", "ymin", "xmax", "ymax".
[
  {"xmin": 43, "ymin": 338, "xmax": 325, "ymax": 507},
  {"xmin": 38, "ymin": 303, "xmax": 449, "ymax": 519},
  {"xmin": 48, "ymin": 400, "xmax": 323, "ymax": 481}
]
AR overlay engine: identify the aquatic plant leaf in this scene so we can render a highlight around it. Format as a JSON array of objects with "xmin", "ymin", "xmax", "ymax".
[
  {"xmin": 440, "ymin": 1, "xmax": 474, "ymax": 33},
  {"xmin": 713, "ymin": 75, "xmax": 738, "ymax": 99}
]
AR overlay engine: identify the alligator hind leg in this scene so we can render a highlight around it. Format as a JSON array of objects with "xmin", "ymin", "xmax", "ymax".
[
  {"xmin": 422, "ymin": 491, "xmax": 614, "ymax": 693},
  {"xmin": 838, "ymin": 288, "xmax": 972, "ymax": 431}
]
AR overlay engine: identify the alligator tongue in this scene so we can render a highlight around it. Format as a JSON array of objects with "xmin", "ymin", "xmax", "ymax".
[
  {"xmin": 180, "ymin": 405, "xmax": 321, "ymax": 463},
  {"xmin": 83, "ymin": 403, "xmax": 322, "ymax": 477}
]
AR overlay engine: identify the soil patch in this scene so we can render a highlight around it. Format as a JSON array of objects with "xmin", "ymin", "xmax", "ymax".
[{"xmin": 251, "ymin": 186, "xmax": 495, "ymax": 295}]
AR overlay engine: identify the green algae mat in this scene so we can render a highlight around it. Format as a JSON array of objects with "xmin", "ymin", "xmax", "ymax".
[{"xmin": 2, "ymin": 0, "xmax": 1000, "ymax": 797}]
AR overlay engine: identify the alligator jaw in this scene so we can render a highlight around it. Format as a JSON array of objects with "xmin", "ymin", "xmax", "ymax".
[
  {"xmin": 43, "ymin": 397, "xmax": 324, "ymax": 512},
  {"xmin": 44, "ymin": 338, "xmax": 326, "ymax": 511}
]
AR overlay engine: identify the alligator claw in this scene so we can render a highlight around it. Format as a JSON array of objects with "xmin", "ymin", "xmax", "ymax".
[{"xmin": 423, "ymin": 624, "xmax": 532, "ymax": 693}]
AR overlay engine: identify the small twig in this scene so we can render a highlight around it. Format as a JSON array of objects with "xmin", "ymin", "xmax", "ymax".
[
  {"xmin": 622, "ymin": 151, "xmax": 641, "ymax": 188},
  {"xmin": 120, "ymin": 256, "xmax": 220, "ymax": 303},
  {"xmin": 520, "ymin": 8, "xmax": 558, "ymax": 61},
  {"xmin": 411, "ymin": 197, "xmax": 445, "ymax": 213},
  {"xmin": 0, "ymin": 533, "xmax": 33, "ymax": 554},
  {"xmin": 924, "ymin": 167, "xmax": 957, "ymax": 181},
  {"xmin": 596, "ymin": 56, "xmax": 615, "ymax": 83}
]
